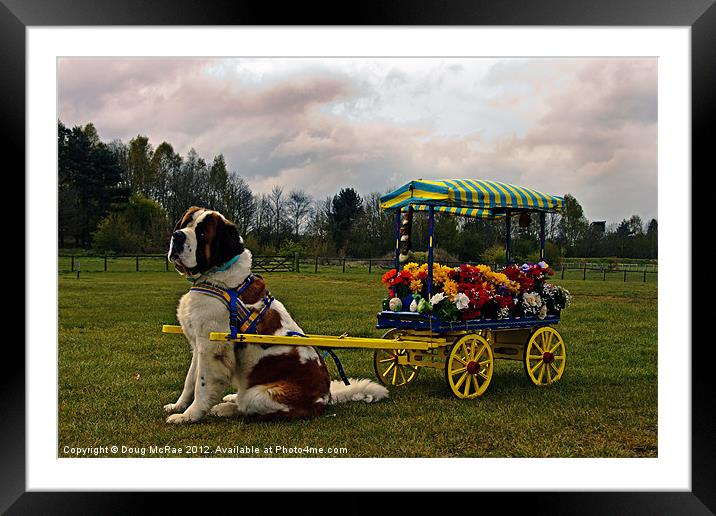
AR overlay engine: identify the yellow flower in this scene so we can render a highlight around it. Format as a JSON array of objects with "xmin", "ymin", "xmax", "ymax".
[
  {"xmin": 403, "ymin": 262, "xmax": 420, "ymax": 276},
  {"xmin": 409, "ymin": 279, "xmax": 423, "ymax": 293},
  {"xmin": 442, "ymin": 278, "xmax": 458, "ymax": 300},
  {"xmin": 431, "ymin": 263, "xmax": 455, "ymax": 285},
  {"xmin": 431, "ymin": 264, "xmax": 446, "ymax": 285}
]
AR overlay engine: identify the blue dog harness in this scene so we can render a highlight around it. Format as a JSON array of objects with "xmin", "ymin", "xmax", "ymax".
[
  {"xmin": 190, "ymin": 275, "xmax": 350, "ymax": 385},
  {"xmin": 190, "ymin": 273, "xmax": 274, "ymax": 340}
]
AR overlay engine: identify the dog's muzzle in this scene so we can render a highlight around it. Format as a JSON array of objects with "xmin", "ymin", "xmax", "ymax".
[{"xmin": 168, "ymin": 231, "xmax": 186, "ymax": 261}]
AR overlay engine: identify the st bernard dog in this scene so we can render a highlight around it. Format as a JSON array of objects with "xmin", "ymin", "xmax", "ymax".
[{"xmin": 164, "ymin": 206, "xmax": 388, "ymax": 423}]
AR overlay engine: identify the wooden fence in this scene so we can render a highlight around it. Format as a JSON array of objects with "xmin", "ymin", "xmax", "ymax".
[
  {"xmin": 59, "ymin": 254, "xmax": 657, "ymax": 282},
  {"xmin": 59, "ymin": 254, "xmax": 299, "ymax": 274}
]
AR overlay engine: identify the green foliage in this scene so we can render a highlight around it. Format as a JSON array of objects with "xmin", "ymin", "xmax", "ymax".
[
  {"xmin": 92, "ymin": 194, "xmax": 169, "ymax": 253},
  {"xmin": 481, "ymin": 244, "xmax": 506, "ymax": 265},
  {"xmin": 91, "ymin": 213, "xmax": 141, "ymax": 253},
  {"xmin": 432, "ymin": 297, "xmax": 460, "ymax": 321},
  {"xmin": 406, "ymin": 248, "xmax": 458, "ymax": 265},
  {"xmin": 278, "ymin": 239, "xmax": 302, "ymax": 257},
  {"xmin": 328, "ymin": 188, "xmax": 364, "ymax": 252},
  {"xmin": 58, "ymin": 122, "xmax": 130, "ymax": 247}
]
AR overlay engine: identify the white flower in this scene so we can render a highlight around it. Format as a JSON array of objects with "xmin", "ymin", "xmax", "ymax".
[
  {"xmin": 498, "ymin": 307, "xmax": 511, "ymax": 319},
  {"xmin": 429, "ymin": 292, "xmax": 445, "ymax": 306},
  {"xmin": 523, "ymin": 292, "xmax": 542, "ymax": 308},
  {"xmin": 454, "ymin": 292, "xmax": 470, "ymax": 310},
  {"xmin": 538, "ymin": 305, "xmax": 548, "ymax": 319},
  {"xmin": 389, "ymin": 297, "xmax": 403, "ymax": 312},
  {"xmin": 409, "ymin": 299, "xmax": 418, "ymax": 312}
]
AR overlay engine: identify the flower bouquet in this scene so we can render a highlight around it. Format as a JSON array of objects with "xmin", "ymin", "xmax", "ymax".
[{"xmin": 381, "ymin": 261, "xmax": 571, "ymax": 322}]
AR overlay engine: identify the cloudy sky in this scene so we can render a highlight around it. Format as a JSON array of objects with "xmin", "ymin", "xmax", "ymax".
[{"xmin": 58, "ymin": 57, "xmax": 657, "ymax": 223}]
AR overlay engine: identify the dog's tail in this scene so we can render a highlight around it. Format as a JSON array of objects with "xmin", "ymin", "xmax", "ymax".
[{"xmin": 329, "ymin": 378, "xmax": 389, "ymax": 404}]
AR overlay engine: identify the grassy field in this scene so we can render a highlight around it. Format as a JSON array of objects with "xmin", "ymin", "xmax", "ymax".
[{"xmin": 58, "ymin": 269, "xmax": 657, "ymax": 458}]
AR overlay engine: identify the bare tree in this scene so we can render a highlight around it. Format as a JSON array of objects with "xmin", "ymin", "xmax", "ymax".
[
  {"xmin": 268, "ymin": 185, "xmax": 285, "ymax": 246},
  {"xmin": 224, "ymin": 172, "xmax": 255, "ymax": 236},
  {"xmin": 287, "ymin": 189, "xmax": 312, "ymax": 238}
]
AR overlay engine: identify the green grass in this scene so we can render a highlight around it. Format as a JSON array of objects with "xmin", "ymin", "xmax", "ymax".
[{"xmin": 58, "ymin": 270, "xmax": 657, "ymax": 458}]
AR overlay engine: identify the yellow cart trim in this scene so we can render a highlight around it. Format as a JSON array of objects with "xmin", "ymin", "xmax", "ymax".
[
  {"xmin": 209, "ymin": 332, "xmax": 437, "ymax": 350},
  {"xmin": 163, "ymin": 324, "xmax": 446, "ymax": 350}
]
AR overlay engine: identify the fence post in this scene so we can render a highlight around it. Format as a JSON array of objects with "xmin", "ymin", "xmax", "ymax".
[
  {"xmin": 166, "ymin": 255, "xmax": 169, "ymax": 271},
  {"xmin": 368, "ymin": 259, "xmax": 372, "ymax": 273},
  {"xmin": 342, "ymin": 258, "xmax": 346, "ymax": 273},
  {"xmin": 294, "ymin": 252, "xmax": 299, "ymax": 273},
  {"xmin": 136, "ymin": 255, "xmax": 139, "ymax": 272},
  {"xmin": 583, "ymin": 265, "xmax": 586, "ymax": 280},
  {"xmin": 603, "ymin": 268, "xmax": 606, "ymax": 281},
  {"xmin": 623, "ymin": 269, "xmax": 627, "ymax": 282},
  {"xmin": 643, "ymin": 270, "xmax": 647, "ymax": 283},
  {"xmin": 71, "ymin": 255, "xmax": 75, "ymax": 272},
  {"xmin": 77, "ymin": 259, "xmax": 81, "ymax": 279},
  {"xmin": 561, "ymin": 264, "xmax": 565, "ymax": 280},
  {"xmin": 104, "ymin": 254, "xmax": 108, "ymax": 272}
]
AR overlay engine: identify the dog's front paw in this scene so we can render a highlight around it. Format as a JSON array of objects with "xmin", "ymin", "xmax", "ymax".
[
  {"xmin": 163, "ymin": 403, "xmax": 186, "ymax": 414},
  {"xmin": 222, "ymin": 393, "xmax": 238, "ymax": 403},
  {"xmin": 166, "ymin": 412, "xmax": 200, "ymax": 424}
]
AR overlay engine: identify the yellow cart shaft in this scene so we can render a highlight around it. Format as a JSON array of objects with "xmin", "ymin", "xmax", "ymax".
[{"xmin": 161, "ymin": 324, "xmax": 446, "ymax": 350}]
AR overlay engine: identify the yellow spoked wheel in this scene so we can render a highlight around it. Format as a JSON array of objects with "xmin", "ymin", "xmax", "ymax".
[
  {"xmin": 444, "ymin": 334, "xmax": 494, "ymax": 399},
  {"xmin": 524, "ymin": 326, "xmax": 566, "ymax": 386},
  {"xmin": 373, "ymin": 329, "xmax": 420, "ymax": 387}
]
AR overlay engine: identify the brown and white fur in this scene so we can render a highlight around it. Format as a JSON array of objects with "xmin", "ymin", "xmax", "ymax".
[{"xmin": 164, "ymin": 206, "xmax": 388, "ymax": 423}]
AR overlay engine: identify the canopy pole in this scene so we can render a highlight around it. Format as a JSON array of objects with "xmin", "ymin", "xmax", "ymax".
[
  {"xmin": 505, "ymin": 211, "xmax": 512, "ymax": 266},
  {"xmin": 539, "ymin": 212, "xmax": 546, "ymax": 261},
  {"xmin": 427, "ymin": 205, "xmax": 435, "ymax": 298},
  {"xmin": 394, "ymin": 208, "xmax": 401, "ymax": 270}
]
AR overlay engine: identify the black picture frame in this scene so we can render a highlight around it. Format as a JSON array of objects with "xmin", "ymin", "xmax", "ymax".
[{"xmin": 5, "ymin": 0, "xmax": 708, "ymax": 513}]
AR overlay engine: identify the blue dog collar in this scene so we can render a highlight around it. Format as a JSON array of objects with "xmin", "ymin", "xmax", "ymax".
[{"xmin": 186, "ymin": 253, "xmax": 242, "ymax": 283}]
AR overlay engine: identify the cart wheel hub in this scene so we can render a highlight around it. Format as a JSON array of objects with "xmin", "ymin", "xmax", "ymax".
[
  {"xmin": 542, "ymin": 351, "xmax": 555, "ymax": 364},
  {"xmin": 466, "ymin": 361, "xmax": 480, "ymax": 375}
]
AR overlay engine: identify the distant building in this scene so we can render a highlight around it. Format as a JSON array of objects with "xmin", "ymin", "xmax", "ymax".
[{"xmin": 590, "ymin": 221, "xmax": 606, "ymax": 233}]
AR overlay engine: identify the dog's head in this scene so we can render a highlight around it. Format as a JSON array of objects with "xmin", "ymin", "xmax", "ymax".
[{"xmin": 168, "ymin": 207, "xmax": 245, "ymax": 277}]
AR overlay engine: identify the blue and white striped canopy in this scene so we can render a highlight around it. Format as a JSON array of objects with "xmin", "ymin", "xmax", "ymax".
[{"xmin": 380, "ymin": 179, "xmax": 563, "ymax": 216}]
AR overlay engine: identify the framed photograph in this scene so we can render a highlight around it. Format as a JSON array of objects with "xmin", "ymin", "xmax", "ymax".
[{"xmin": 7, "ymin": 0, "xmax": 709, "ymax": 512}]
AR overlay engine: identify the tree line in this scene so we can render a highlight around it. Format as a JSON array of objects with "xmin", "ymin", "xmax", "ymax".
[{"xmin": 58, "ymin": 121, "xmax": 657, "ymax": 262}]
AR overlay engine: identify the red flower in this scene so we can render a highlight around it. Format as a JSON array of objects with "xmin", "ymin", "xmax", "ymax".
[
  {"xmin": 382, "ymin": 269, "xmax": 397, "ymax": 284},
  {"xmin": 389, "ymin": 276, "xmax": 406, "ymax": 287},
  {"xmin": 399, "ymin": 269, "xmax": 413, "ymax": 281},
  {"xmin": 504, "ymin": 265, "xmax": 520, "ymax": 280},
  {"xmin": 494, "ymin": 295, "xmax": 514, "ymax": 309},
  {"xmin": 520, "ymin": 277, "xmax": 534, "ymax": 291}
]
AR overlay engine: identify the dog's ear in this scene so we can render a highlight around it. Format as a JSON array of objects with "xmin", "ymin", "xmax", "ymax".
[
  {"xmin": 174, "ymin": 206, "xmax": 202, "ymax": 232},
  {"xmin": 214, "ymin": 218, "xmax": 245, "ymax": 265}
]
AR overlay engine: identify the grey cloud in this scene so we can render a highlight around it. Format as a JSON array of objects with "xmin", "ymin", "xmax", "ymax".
[{"xmin": 58, "ymin": 58, "xmax": 657, "ymax": 223}]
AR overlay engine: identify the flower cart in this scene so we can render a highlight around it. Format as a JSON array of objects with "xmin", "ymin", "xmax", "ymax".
[
  {"xmin": 373, "ymin": 179, "xmax": 570, "ymax": 398},
  {"xmin": 163, "ymin": 178, "xmax": 570, "ymax": 400}
]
